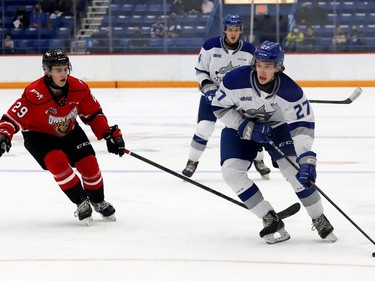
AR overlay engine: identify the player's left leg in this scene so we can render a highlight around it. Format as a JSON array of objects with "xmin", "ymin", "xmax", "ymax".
[{"xmin": 253, "ymin": 148, "xmax": 271, "ymax": 180}]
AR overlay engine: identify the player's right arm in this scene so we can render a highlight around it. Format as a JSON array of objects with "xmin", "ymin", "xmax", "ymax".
[{"xmin": 0, "ymin": 96, "xmax": 29, "ymax": 156}]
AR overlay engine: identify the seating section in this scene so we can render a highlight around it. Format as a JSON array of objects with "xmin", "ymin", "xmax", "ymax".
[
  {"xmin": 1, "ymin": 0, "xmax": 211, "ymax": 54},
  {"xmin": 0, "ymin": 0, "xmax": 76, "ymax": 54},
  {"xmin": 91, "ymin": 0, "xmax": 211, "ymax": 53},
  {"xmin": 292, "ymin": 1, "xmax": 375, "ymax": 52}
]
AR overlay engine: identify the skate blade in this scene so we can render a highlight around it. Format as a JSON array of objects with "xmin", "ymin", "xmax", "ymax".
[
  {"xmin": 263, "ymin": 228, "xmax": 290, "ymax": 244},
  {"xmin": 82, "ymin": 216, "xmax": 94, "ymax": 226},
  {"xmin": 102, "ymin": 214, "xmax": 116, "ymax": 221},
  {"xmin": 323, "ymin": 232, "xmax": 337, "ymax": 242}
]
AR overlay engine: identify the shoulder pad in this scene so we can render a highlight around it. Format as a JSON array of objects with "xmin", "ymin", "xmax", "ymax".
[
  {"xmin": 241, "ymin": 41, "xmax": 256, "ymax": 55},
  {"xmin": 23, "ymin": 78, "xmax": 52, "ymax": 105},
  {"xmin": 277, "ymin": 74, "xmax": 304, "ymax": 102},
  {"xmin": 202, "ymin": 36, "xmax": 221, "ymax": 51},
  {"xmin": 67, "ymin": 76, "xmax": 89, "ymax": 92},
  {"xmin": 223, "ymin": 65, "xmax": 251, "ymax": 90}
]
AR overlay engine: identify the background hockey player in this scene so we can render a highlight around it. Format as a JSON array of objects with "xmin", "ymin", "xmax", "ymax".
[
  {"xmin": 182, "ymin": 14, "xmax": 271, "ymax": 179},
  {"xmin": 0, "ymin": 49, "xmax": 125, "ymax": 226},
  {"xmin": 211, "ymin": 41, "xmax": 336, "ymax": 243}
]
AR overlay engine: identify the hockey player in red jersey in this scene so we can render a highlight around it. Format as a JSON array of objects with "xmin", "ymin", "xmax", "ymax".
[{"xmin": 0, "ymin": 49, "xmax": 125, "ymax": 225}]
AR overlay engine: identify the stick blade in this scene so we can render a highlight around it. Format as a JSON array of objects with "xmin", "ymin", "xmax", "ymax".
[{"xmin": 348, "ymin": 87, "xmax": 362, "ymax": 103}]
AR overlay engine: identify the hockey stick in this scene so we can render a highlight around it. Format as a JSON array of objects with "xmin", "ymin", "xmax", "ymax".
[
  {"xmin": 266, "ymin": 137, "xmax": 375, "ymax": 246},
  {"xmin": 123, "ymin": 149, "xmax": 300, "ymax": 219},
  {"xmin": 124, "ymin": 149, "xmax": 248, "ymax": 209},
  {"xmin": 309, "ymin": 87, "xmax": 362, "ymax": 104}
]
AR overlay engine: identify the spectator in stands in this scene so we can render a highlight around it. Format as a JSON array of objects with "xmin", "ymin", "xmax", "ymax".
[
  {"xmin": 298, "ymin": 26, "xmax": 317, "ymax": 52},
  {"xmin": 12, "ymin": 6, "xmax": 29, "ymax": 28},
  {"xmin": 89, "ymin": 29, "xmax": 110, "ymax": 54},
  {"xmin": 184, "ymin": 0, "xmax": 201, "ymax": 15},
  {"xmin": 128, "ymin": 26, "xmax": 148, "ymax": 51},
  {"xmin": 285, "ymin": 27, "xmax": 304, "ymax": 52},
  {"xmin": 40, "ymin": 0, "xmax": 55, "ymax": 14},
  {"xmin": 150, "ymin": 16, "xmax": 166, "ymax": 38},
  {"xmin": 29, "ymin": 4, "xmax": 47, "ymax": 28},
  {"xmin": 332, "ymin": 26, "xmax": 347, "ymax": 52},
  {"xmin": 348, "ymin": 26, "xmax": 365, "ymax": 52},
  {"xmin": 167, "ymin": 13, "xmax": 182, "ymax": 38},
  {"xmin": 171, "ymin": 0, "xmax": 186, "ymax": 16},
  {"xmin": 295, "ymin": 1, "xmax": 327, "ymax": 26},
  {"xmin": 294, "ymin": 2, "xmax": 309, "ymax": 26},
  {"xmin": 309, "ymin": 1, "xmax": 327, "ymax": 26},
  {"xmin": 2, "ymin": 34, "xmax": 15, "ymax": 54},
  {"xmin": 201, "ymin": 0, "xmax": 214, "ymax": 15}
]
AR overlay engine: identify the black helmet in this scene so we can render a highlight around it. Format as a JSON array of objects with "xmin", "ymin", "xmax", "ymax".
[{"xmin": 42, "ymin": 49, "xmax": 71, "ymax": 73}]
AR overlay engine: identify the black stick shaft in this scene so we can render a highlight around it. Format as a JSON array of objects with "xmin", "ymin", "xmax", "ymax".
[
  {"xmin": 267, "ymin": 139, "xmax": 375, "ymax": 246},
  {"xmin": 124, "ymin": 149, "xmax": 248, "ymax": 209}
]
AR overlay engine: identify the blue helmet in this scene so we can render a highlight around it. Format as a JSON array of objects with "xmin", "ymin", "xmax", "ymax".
[
  {"xmin": 223, "ymin": 14, "xmax": 242, "ymax": 30},
  {"xmin": 253, "ymin": 41, "xmax": 284, "ymax": 71}
]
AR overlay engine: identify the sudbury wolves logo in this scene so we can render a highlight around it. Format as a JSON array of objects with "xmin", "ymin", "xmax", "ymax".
[
  {"xmin": 242, "ymin": 105, "xmax": 276, "ymax": 121},
  {"xmin": 214, "ymin": 61, "xmax": 240, "ymax": 82}
]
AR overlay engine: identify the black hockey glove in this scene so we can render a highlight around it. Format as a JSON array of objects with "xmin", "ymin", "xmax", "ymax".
[
  {"xmin": 0, "ymin": 133, "xmax": 11, "ymax": 157},
  {"xmin": 103, "ymin": 125, "xmax": 125, "ymax": 157}
]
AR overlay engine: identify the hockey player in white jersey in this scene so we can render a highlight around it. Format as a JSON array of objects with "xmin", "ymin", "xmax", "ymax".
[
  {"xmin": 211, "ymin": 41, "xmax": 336, "ymax": 243},
  {"xmin": 182, "ymin": 14, "xmax": 271, "ymax": 179}
]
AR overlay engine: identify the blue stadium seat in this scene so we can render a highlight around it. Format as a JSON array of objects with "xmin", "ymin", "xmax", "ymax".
[
  {"xmin": 115, "ymin": 15, "xmax": 129, "ymax": 27},
  {"xmin": 10, "ymin": 28, "xmax": 25, "ymax": 39},
  {"xmin": 181, "ymin": 25, "xmax": 195, "ymax": 37},
  {"xmin": 48, "ymin": 39, "xmax": 66, "ymax": 50},
  {"xmin": 120, "ymin": 3, "xmax": 134, "ymax": 15},
  {"xmin": 60, "ymin": 16, "xmax": 74, "ymax": 29},
  {"xmin": 55, "ymin": 27, "xmax": 71, "ymax": 39},
  {"xmin": 39, "ymin": 28, "xmax": 54, "ymax": 39},
  {"xmin": 24, "ymin": 27, "xmax": 38, "ymax": 39},
  {"xmin": 110, "ymin": 4, "xmax": 121, "ymax": 15},
  {"xmin": 113, "ymin": 27, "xmax": 124, "ymax": 38},
  {"xmin": 133, "ymin": 4, "xmax": 148, "ymax": 15},
  {"xmin": 148, "ymin": 4, "xmax": 163, "ymax": 15}
]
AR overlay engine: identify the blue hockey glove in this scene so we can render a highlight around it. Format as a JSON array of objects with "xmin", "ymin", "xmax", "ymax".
[
  {"xmin": 296, "ymin": 151, "xmax": 317, "ymax": 187},
  {"xmin": 200, "ymin": 83, "xmax": 217, "ymax": 104},
  {"xmin": 238, "ymin": 120, "xmax": 272, "ymax": 143},
  {"xmin": 103, "ymin": 125, "xmax": 125, "ymax": 157}
]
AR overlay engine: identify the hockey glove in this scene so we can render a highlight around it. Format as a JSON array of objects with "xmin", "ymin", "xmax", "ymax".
[
  {"xmin": 0, "ymin": 134, "xmax": 11, "ymax": 157},
  {"xmin": 238, "ymin": 120, "xmax": 272, "ymax": 143},
  {"xmin": 103, "ymin": 125, "xmax": 125, "ymax": 157},
  {"xmin": 0, "ymin": 123, "xmax": 14, "ymax": 157},
  {"xmin": 296, "ymin": 151, "xmax": 317, "ymax": 187},
  {"xmin": 201, "ymin": 83, "xmax": 217, "ymax": 104}
]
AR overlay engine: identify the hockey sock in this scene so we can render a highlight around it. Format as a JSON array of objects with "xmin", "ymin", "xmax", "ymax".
[
  {"xmin": 75, "ymin": 155, "xmax": 104, "ymax": 203},
  {"xmin": 44, "ymin": 149, "xmax": 81, "ymax": 190}
]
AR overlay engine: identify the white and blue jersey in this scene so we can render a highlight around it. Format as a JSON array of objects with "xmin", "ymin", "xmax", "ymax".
[
  {"xmin": 211, "ymin": 65, "xmax": 315, "ymax": 159},
  {"xmin": 195, "ymin": 36, "xmax": 255, "ymax": 87},
  {"xmin": 195, "ymin": 36, "xmax": 255, "ymax": 122}
]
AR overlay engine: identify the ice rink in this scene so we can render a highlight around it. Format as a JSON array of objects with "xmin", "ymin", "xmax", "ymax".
[{"xmin": 0, "ymin": 87, "xmax": 374, "ymax": 280}]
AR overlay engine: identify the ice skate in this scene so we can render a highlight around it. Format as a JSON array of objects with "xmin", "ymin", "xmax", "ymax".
[
  {"xmin": 74, "ymin": 199, "xmax": 93, "ymax": 226},
  {"xmin": 260, "ymin": 210, "xmax": 290, "ymax": 244},
  {"xmin": 312, "ymin": 214, "xmax": 337, "ymax": 242},
  {"xmin": 254, "ymin": 160, "xmax": 271, "ymax": 180},
  {"xmin": 91, "ymin": 200, "xmax": 116, "ymax": 221},
  {"xmin": 182, "ymin": 160, "xmax": 199, "ymax": 178}
]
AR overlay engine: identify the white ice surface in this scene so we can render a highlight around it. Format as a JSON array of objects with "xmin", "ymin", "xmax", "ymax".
[{"xmin": 0, "ymin": 87, "xmax": 374, "ymax": 280}]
